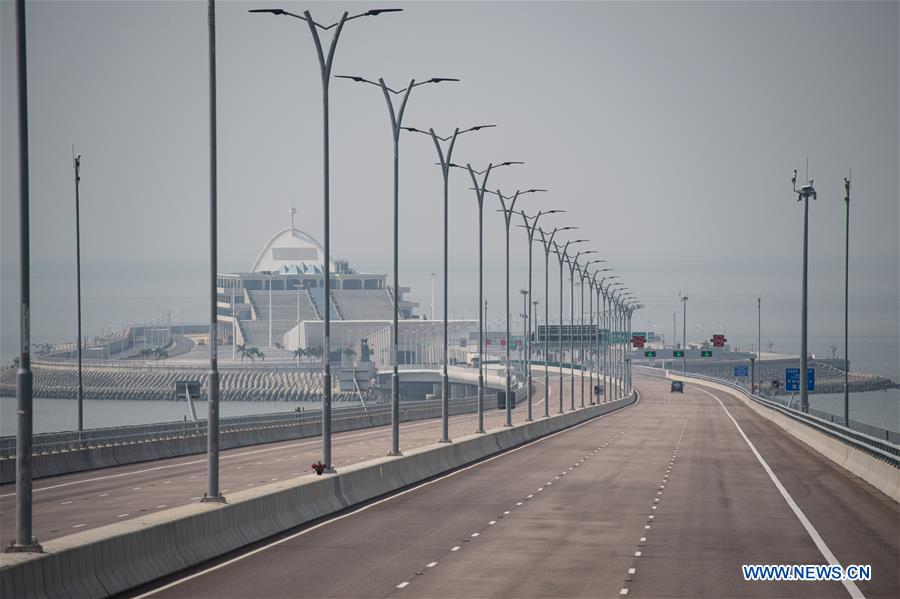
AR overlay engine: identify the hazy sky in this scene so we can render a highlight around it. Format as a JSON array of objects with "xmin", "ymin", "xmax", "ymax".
[{"xmin": 2, "ymin": 1, "xmax": 898, "ymax": 376}]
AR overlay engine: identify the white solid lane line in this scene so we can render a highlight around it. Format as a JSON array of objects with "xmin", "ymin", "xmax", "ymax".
[
  {"xmin": 692, "ymin": 385, "xmax": 864, "ymax": 599},
  {"xmin": 133, "ymin": 391, "xmax": 639, "ymax": 598}
]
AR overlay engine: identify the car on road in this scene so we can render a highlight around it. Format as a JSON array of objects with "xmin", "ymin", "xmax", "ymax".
[{"xmin": 670, "ymin": 380, "xmax": 684, "ymax": 393}]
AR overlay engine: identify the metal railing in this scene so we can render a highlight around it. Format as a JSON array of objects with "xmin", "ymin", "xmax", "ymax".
[{"xmin": 636, "ymin": 365, "xmax": 900, "ymax": 467}]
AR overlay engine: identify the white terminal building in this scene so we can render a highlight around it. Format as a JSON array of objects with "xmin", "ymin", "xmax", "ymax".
[{"xmin": 216, "ymin": 218, "xmax": 475, "ymax": 368}]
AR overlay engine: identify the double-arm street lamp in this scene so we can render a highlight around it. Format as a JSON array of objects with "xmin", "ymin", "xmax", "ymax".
[
  {"xmin": 537, "ymin": 226, "xmax": 575, "ymax": 417},
  {"xmin": 576, "ymin": 259, "xmax": 603, "ymax": 407},
  {"xmin": 456, "ymin": 161, "xmax": 522, "ymax": 432},
  {"xmin": 250, "ymin": 5, "xmax": 402, "ymax": 472},
  {"xmin": 517, "ymin": 210, "xmax": 564, "ymax": 421},
  {"xmin": 587, "ymin": 268, "xmax": 611, "ymax": 404},
  {"xmin": 565, "ymin": 250, "xmax": 597, "ymax": 410},
  {"xmin": 600, "ymin": 278, "xmax": 620, "ymax": 401},
  {"xmin": 552, "ymin": 239, "xmax": 586, "ymax": 412},
  {"xmin": 792, "ymin": 169, "xmax": 816, "ymax": 413},
  {"xmin": 404, "ymin": 125, "xmax": 495, "ymax": 443},
  {"xmin": 485, "ymin": 188, "xmax": 547, "ymax": 426},
  {"xmin": 338, "ymin": 75, "xmax": 458, "ymax": 455}
]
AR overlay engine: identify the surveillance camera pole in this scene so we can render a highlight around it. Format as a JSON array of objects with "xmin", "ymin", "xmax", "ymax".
[
  {"xmin": 843, "ymin": 173, "xmax": 851, "ymax": 425},
  {"xmin": 792, "ymin": 169, "xmax": 816, "ymax": 413}
]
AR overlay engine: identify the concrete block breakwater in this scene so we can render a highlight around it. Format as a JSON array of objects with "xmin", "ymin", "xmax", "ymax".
[{"xmin": 0, "ymin": 362, "xmax": 354, "ymax": 402}]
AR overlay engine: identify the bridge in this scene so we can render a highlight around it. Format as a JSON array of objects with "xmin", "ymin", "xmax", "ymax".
[{"xmin": 1, "ymin": 368, "xmax": 897, "ymax": 598}]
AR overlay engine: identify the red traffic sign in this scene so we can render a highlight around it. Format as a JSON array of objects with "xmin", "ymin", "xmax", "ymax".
[
  {"xmin": 632, "ymin": 335, "xmax": 645, "ymax": 348},
  {"xmin": 711, "ymin": 334, "xmax": 727, "ymax": 347}
]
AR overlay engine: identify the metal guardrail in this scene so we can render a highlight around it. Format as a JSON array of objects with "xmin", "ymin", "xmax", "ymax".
[
  {"xmin": 636, "ymin": 365, "xmax": 900, "ymax": 467},
  {"xmin": 0, "ymin": 383, "xmax": 523, "ymax": 458}
]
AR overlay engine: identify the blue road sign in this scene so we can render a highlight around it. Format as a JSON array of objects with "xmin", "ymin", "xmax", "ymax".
[
  {"xmin": 785, "ymin": 368, "xmax": 800, "ymax": 391},
  {"xmin": 734, "ymin": 365, "xmax": 749, "ymax": 377},
  {"xmin": 786, "ymin": 368, "xmax": 814, "ymax": 391}
]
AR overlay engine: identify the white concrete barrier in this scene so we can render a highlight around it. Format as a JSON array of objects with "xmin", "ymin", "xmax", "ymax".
[
  {"xmin": 0, "ymin": 391, "xmax": 636, "ymax": 599},
  {"xmin": 671, "ymin": 373, "xmax": 899, "ymax": 503}
]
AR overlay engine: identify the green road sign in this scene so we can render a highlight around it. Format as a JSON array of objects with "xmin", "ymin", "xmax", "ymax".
[
  {"xmin": 673, "ymin": 350, "xmax": 684, "ymax": 358},
  {"xmin": 644, "ymin": 350, "xmax": 656, "ymax": 358},
  {"xmin": 701, "ymin": 350, "xmax": 713, "ymax": 357}
]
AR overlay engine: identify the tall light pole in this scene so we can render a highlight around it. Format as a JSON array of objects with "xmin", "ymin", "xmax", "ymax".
[
  {"xmin": 487, "ymin": 188, "xmax": 547, "ymax": 426},
  {"xmin": 250, "ymin": 6, "xmax": 401, "ymax": 472},
  {"xmin": 588, "ymin": 269, "xmax": 611, "ymax": 404},
  {"xmin": 792, "ymin": 169, "xmax": 816, "ymax": 413},
  {"xmin": 339, "ymin": 76, "xmax": 457, "ymax": 454},
  {"xmin": 72, "ymin": 147, "xmax": 84, "ymax": 432},
  {"xmin": 7, "ymin": 0, "xmax": 41, "ymax": 554},
  {"xmin": 757, "ymin": 296, "xmax": 761, "ymax": 394},
  {"xmin": 577, "ymin": 260, "xmax": 603, "ymax": 406},
  {"xmin": 679, "ymin": 292, "xmax": 688, "ymax": 373},
  {"xmin": 537, "ymin": 226, "xmax": 574, "ymax": 417},
  {"xmin": 565, "ymin": 250, "xmax": 597, "ymax": 410},
  {"xmin": 517, "ymin": 210, "xmax": 564, "ymax": 422},
  {"xmin": 600, "ymin": 278, "xmax": 620, "ymax": 402},
  {"xmin": 843, "ymin": 174, "xmax": 851, "ymax": 425},
  {"xmin": 552, "ymin": 239, "xmax": 586, "ymax": 412},
  {"xmin": 455, "ymin": 161, "xmax": 521, "ymax": 432},
  {"xmin": 404, "ymin": 125, "xmax": 493, "ymax": 442},
  {"xmin": 203, "ymin": 0, "xmax": 225, "ymax": 503}
]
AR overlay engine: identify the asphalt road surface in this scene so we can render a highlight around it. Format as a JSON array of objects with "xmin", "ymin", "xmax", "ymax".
[
  {"xmin": 0, "ymin": 374, "xmax": 590, "ymax": 543},
  {"xmin": 130, "ymin": 376, "xmax": 898, "ymax": 599}
]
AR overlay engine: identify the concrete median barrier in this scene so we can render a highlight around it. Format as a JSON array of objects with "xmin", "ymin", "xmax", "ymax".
[{"xmin": 0, "ymin": 389, "xmax": 635, "ymax": 599}]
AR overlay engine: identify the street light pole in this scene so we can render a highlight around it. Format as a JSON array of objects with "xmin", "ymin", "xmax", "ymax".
[
  {"xmin": 679, "ymin": 292, "xmax": 688, "ymax": 373},
  {"xmin": 72, "ymin": 147, "xmax": 84, "ymax": 432},
  {"xmin": 566, "ymin": 250, "xmax": 597, "ymax": 410},
  {"xmin": 792, "ymin": 169, "xmax": 816, "ymax": 413},
  {"xmin": 517, "ymin": 210, "xmax": 563, "ymax": 422},
  {"xmin": 340, "ymin": 75, "xmax": 458, "ymax": 453},
  {"xmin": 552, "ymin": 239, "xmax": 585, "ymax": 412},
  {"xmin": 457, "ymin": 161, "xmax": 521, "ymax": 432},
  {"xmin": 488, "ymin": 188, "xmax": 547, "ymax": 426},
  {"xmin": 7, "ymin": 0, "xmax": 42, "ymax": 554},
  {"xmin": 537, "ymin": 226, "xmax": 574, "ymax": 417},
  {"xmin": 577, "ymin": 260, "xmax": 603, "ymax": 406},
  {"xmin": 404, "ymin": 125, "xmax": 493, "ymax": 442},
  {"xmin": 204, "ymin": 0, "xmax": 224, "ymax": 503},
  {"xmin": 250, "ymin": 5, "xmax": 401, "ymax": 472}
]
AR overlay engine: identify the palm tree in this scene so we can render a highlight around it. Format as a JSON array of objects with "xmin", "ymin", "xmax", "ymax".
[
  {"xmin": 236, "ymin": 343, "xmax": 247, "ymax": 363},
  {"xmin": 293, "ymin": 347, "xmax": 305, "ymax": 366}
]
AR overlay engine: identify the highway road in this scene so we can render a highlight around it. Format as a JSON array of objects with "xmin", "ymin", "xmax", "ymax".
[
  {"xmin": 0, "ymin": 375, "xmax": 583, "ymax": 543},
  {"xmin": 129, "ymin": 376, "xmax": 898, "ymax": 599}
]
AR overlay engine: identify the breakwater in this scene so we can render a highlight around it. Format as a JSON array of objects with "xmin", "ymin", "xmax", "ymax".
[{"xmin": 0, "ymin": 361, "xmax": 354, "ymax": 402}]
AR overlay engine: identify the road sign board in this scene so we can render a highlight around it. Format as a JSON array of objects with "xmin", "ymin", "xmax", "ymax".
[
  {"xmin": 644, "ymin": 350, "xmax": 656, "ymax": 358},
  {"xmin": 673, "ymin": 350, "xmax": 684, "ymax": 358},
  {"xmin": 712, "ymin": 334, "xmax": 727, "ymax": 348},
  {"xmin": 701, "ymin": 350, "xmax": 713, "ymax": 357},
  {"xmin": 632, "ymin": 335, "xmax": 645, "ymax": 348},
  {"xmin": 785, "ymin": 368, "xmax": 800, "ymax": 391},
  {"xmin": 807, "ymin": 368, "xmax": 815, "ymax": 391},
  {"xmin": 734, "ymin": 365, "xmax": 749, "ymax": 377}
]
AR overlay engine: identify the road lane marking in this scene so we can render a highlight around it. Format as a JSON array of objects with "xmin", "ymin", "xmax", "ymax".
[
  {"xmin": 60, "ymin": 501, "xmax": 72, "ymax": 505},
  {"xmin": 133, "ymin": 390, "xmax": 640, "ymax": 598},
  {"xmin": 73, "ymin": 524, "xmax": 85, "ymax": 528},
  {"xmin": 117, "ymin": 513, "xmax": 129, "ymax": 518},
  {"xmin": 426, "ymin": 562, "xmax": 437, "ymax": 568},
  {"xmin": 451, "ymin": 546, "xmax": 460, "ymax": 552},
  {"xmin": 396, "ymin": 582, "xmax": 409, "ymax": 589},
  {"xmin": 693, "ymin": 386, "xmax": 865, "ymax": 599}
]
